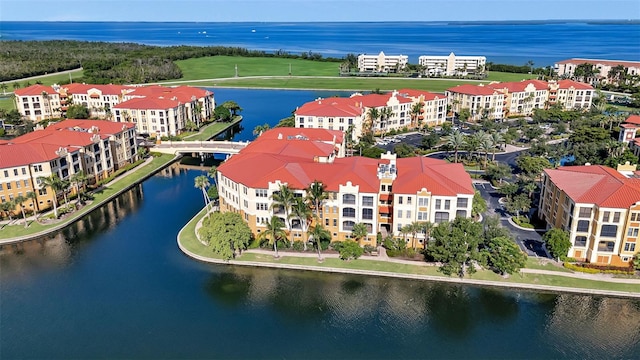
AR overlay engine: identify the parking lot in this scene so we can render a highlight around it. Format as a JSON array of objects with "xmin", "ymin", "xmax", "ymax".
[{"xmin": 375, "ymin": 132, "xmax": 425, "ymax": 152}]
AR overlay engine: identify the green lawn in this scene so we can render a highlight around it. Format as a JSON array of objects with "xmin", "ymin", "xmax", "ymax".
[
  {"xmin": 2, "ymin": 69, "xmax": 84, "ymax": 88},
  {"xmin": 182, "ymin": 116, "xmax": 242, "ymax": 141},
  {"xmin": 0, "ymin": 154, "xmax": 176, "ymax": 239},
  {"xmin": 525, "ymin": 257, "xmax": 572, "ymax": 272},
  {"xmin": 175, "ymin": 56, "xmax": 340, "ymax": 80},
  {"xmin": 485, "ymin": 71, "xmax": 537, "ymax": 82},
  {"xmin": 0, "ymin": 97, "xmax": 15, "ymax": 111},
  {"xmin": 178, "ymin": 221, "xmax": 640, "ymax": 294}
]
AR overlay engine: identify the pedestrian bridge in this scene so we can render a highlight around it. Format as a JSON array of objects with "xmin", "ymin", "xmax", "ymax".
[{"xmin": 152, "ymin": 140, "xmax": 249, "ymax": 155}]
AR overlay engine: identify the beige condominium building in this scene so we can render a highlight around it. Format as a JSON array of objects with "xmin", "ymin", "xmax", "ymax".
[
  {"xmin": 554, "ymin": 58, "xmax": 640, "ymax": 84},
  {"xmin": 14, "ymin": 85, "xmax": 63, "ymax": 122},
  {"xmin": 0, "ymin": 119, "xmax": 137, "ymax": 216},
  {"xmin": 446, "ymin": 79, "xmax": 594, "ymax": 121},
  {"xmin": 358, "ymin": 51, "xmax": 408, "ymax": 73},
  {"xmin": 539, "ymin": 164, "xmax": 640, "ymax": 266},
  {"xmin": 217, "ymin": 127, "xmax": 474, "ymax": 248},
  {"xmin": 418, "ymin": 52, "xmax": 486, "ymax": 76},
  {"xmin": 294, "ymin": 89, "xmax": 447, "ymax": 140}
]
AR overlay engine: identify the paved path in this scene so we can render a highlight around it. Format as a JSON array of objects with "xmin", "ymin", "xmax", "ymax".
[{"xmin": 0, "ymin": 68, "xmax": 83, "ymax": 87}]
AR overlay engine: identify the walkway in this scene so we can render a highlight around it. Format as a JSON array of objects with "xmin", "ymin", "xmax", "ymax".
[{"xmin": 152, "ymin": 140, "xmax": 248, "ymax": 155}]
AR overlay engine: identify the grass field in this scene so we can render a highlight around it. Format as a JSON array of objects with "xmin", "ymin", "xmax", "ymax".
[
  {"xmin": 171, "ymin": 56, "xmax": 538, "ymax": 91},
  {"xmin": 0, "ymin": 97, "xmax": 15, "ymax": 111}
]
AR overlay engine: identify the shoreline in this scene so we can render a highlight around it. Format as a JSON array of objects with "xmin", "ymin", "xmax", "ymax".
[
  {"xmin": 176, "ymin": 207, "xmax": 640, "ymax": 299},
  {"xmin": 0, "ymin": 154, "xmax": 180, "ymax": 245}
]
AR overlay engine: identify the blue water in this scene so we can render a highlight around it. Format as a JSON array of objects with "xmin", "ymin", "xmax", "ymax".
[{"xmin": 1, "ymin": 21, "xmax": 639, "ymax": 66}]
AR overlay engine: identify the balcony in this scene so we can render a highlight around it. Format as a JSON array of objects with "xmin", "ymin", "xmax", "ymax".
[{"xmin": 597, "ymin": 242, "xmax": 615, "ymax": 252}]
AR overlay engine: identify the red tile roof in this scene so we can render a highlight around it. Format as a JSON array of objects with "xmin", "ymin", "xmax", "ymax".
[
  {"xmin": 556, "ymin": 58, "xmax": 640, "ymax": 68},
  {"xmin": 446, "ymin": 84, "xmax": 500, "ymax": 96},
  {"xmin": 256, "ymin": 127, "xmax": 344, "ymax": 144},
  {"xmin": 61, "ymin": 83, "xmax": 134, "ymax": 96},
  {"xmin": 625, "ymin": 115, "xmax": 640, "ymax": 126},
  {"xmin": 0, "ymin": 120, "xmax": 135, "ymax": 168},
  {"xmin": 487, "ymin": 80, "xmax": 549, "ymax": 93},
  {"xmin": 351, "ymin": 92, "xmax": 412, "ymax": 108},
  {"xmin": 557, "ymin": 79, "xmax": 594, "ymax": 90},
  {"xmin": 219, "ymin": 129, "xmax": 473, "ymax": 197},
  {"xmin": 394, "ymin": 157, "xmax": 475, "ymax": 195},
  {"xmin": 127, "ymin": 85, "xmax": 212, "ymax": 103},
  {"xmin": 545, "ymin": 165, "xmax": 640, "ymax": 209},
  {"xmin": 397, "ymin": 89, "xmax": 444, "ymax": 101},
  {"xmin": 14, "ymin": 84, "xmax": 57, "ymax": 96},
  {"xmin": 295, "ymin": 97, "xmax": 363, "ymax": 117}
]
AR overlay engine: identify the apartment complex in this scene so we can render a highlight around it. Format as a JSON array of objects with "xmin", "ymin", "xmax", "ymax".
[
  {"xmin": 446, "ymin": 79, "xmax": 594, "ymax": 121},
  {"xmin": 217, "ymin": 128, "xmax": 474, "ymax": 248},
  {"xmin": 555, "ymin": 58, "xmax": 640, "ymax": 83},
  {"xmin": 418, "ymin": 52, "xmax": 486, "ymax": 76},
  {"xmin": 14, "ymin": 84, "xmax": 215, "ymax": 137},
  {"xmin": 358, "ymin": 52, "xmax": 408, "ymax": 73},
  {"xmin": 619, "ymin": 115, "xmax": 640, "ymax": 159},
  {"xmin": 294, "ymin": 89, "xmax": 447, "ymax": 140},
  {"xmin": 539, "ymin": 164, "xmax": 640, "ymax": 266},
  {"xmin": 0, "ymin": 119, "xmax": 137, "ymax": 216}
]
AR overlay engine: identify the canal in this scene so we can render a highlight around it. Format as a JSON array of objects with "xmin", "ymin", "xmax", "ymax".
[{"xmin": 1, "ymin": 89, "xmax": 639, "ymax": 359}]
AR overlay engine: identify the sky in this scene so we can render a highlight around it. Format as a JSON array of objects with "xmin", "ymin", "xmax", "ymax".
[{"xmin": 1, "ymin": 0, "xmax": 639, "ymax": 22}]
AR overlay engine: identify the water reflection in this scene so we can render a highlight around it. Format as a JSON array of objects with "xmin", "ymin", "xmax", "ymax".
[
  {"xmin": 545, "ymin": 294, "xmax": 640, "ymax": 359},
  {"xmin": 0, "ymin": 184, "xmax": 144, "ymax": 280}
]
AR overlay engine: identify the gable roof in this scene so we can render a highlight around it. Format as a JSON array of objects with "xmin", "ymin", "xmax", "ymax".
[
  {"xmin": 486, "ymin": 80, "xmax": 549, "ymax": 93},
  {"xmin": 625, "ymin": 115, "xmax": 640, "ymax": 126},
  {"xmin": 14, "ymin": 84, "xmax": 58, "ymax": 96},
  {"xmin": 394, "ymin": 157, "xmax": 475, "ymax": 195},
  {"xmin": 295, "ymin": 97, "xmax": 363, "ymax": 118},
  {"xmin": 446, "ymin": 84, "xmax": 500, "ymax": 96},
  {"xmin": 396, "ymin": 89, "xmax": 445, "ymax": 101}
]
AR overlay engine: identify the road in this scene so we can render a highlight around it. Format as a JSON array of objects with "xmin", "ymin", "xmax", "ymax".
[{"xmin": 0, "ymin": 67, "xmax": 83, "ymax": 87}]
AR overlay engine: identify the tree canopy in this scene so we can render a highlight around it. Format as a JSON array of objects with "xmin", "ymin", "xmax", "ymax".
[{"xmin": 198, "ymin": 212, "xmax": 252, "ymax": 260}]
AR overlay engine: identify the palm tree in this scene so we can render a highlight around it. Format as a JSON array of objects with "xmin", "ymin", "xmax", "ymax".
[
  {"xmin": 490, "ymin": 132, "xmax": 504, "ymax": 162},
  {"xmin": 365, "ymin": 107, "xmax": 380, "ymax": 136},
  {"xmin": 193, "ymin": 102, "xmax": 203, "ymax": 128},
  {"xmin": 400, "ymin": 224, "xmax": 412, "ymax": 245},
  {"xmin": 445, "ymin": 130, "xmax": 466, "ymax": 163},
  {"xmin": 410, "ymin": 102, "xmax": 424, "ymax": 128},
  {"xmin": 0, "ymin": 83, "xmax": 7, "ymax": 95},
  {"xmin": 252, "ymin": 123, "xmax": 270, "ymax": 137},
  {"xmin": 0, "ymin": 200, "xmax": 15, "ymax": 221},
  {"xmin": 419, "ymin": 221, "xmax": 434, "ymax": 249},
  {"xmin": 270, "ymin": 184, "xmax": 296, "ymax": 246},
  {"xmin": 351, "ymin": 222, "xmax": 369, "ymax": 244},
  {"xmin": 308, "ymin": 223, "xmax": 331, "ymax": 260},
  {"xmin": 289, "ymin": 197, "xmax": 312, "ymax": 250},
  {"xmin": 306, "ymin": 180, "xmax": 329, "ymax": 258},
  {"xmin": 194, "ymin": 175, "xmax": 211, "ymax": 210},
  {"xmin": 26, "ymin": 191, "xmax": 38, "ymax": 222},
  {"xmin": 60, "ymin": 178, "xmax": 71, "ymax": 210},
  {"xmin": 257, "ymin": 216, "xmax": 287, "ymax": 258},
  {"xmin": 477, "ymin": 132, "xmax": 494, "ymax": 169},
  {"xmin": 70, "ymin": 171, "xmax": 88, "ymax": 205},
  {"xmin": 13, "ymin": 195, "xmax": 29, "ymax": 227},
  {"xmin": 38, "ymin": 174, "xmax": 64, "ymax": 218},
  {"xmin": 379, "ymin": 106, "xmax": 394, "ymax": 137},
  {"xmin": 207, "ymin": 165, "xmax": 217, "ymax": 187}
]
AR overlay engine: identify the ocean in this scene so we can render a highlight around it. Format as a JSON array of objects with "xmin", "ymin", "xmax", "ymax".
[{"xmin": 1, "ymin": 21, "xmax": 639, "ymax": 66}]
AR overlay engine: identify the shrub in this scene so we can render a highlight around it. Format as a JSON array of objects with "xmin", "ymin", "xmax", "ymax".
[
  {"xmin": 291, "ymin": 241, "xmax": 306, "ymax": 252},
  {"xmin": 363, "ymin": 245, "xmax": 376, "ymax": 254},
  {"xmin": 338, "ymin": 240, "xmax": 364, "ymax": 260},
  {"xmin": 564, "ymin": 262, "xmax": 635, "ymax": 275}
]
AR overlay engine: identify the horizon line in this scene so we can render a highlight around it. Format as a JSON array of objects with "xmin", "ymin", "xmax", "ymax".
[{"xmin": 2, "ymin": 19, "xmax": 640, "ymax": 23}]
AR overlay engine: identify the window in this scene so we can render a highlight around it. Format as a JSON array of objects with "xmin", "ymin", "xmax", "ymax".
[
  {"xmin": 434, "ymin": 212, "xmax": 449, "ymax": 223},
  {"xmin": 255, "ymin": 203, "xmax": 268, "ymax": 211},
  {"xmin": 457, "ymin": 198, "xmax": 468, "ymax": 208},
  {"xmin": 398, "ymin": 196, "xmax": 403, "ymax": 204},
  {"xmin": 407, "ymin": 197, "xmax": 412, "ymax": 205},
  {"xmin": 445, "ymin": 200, "xmax": 451, "ymax": 210},
  {"xmin": 598, "ymin": 241, "xmax": 615, "ymax": 252},
  {"xmin": 342, "ymin": 207, "xmax": 356, "ymax": 218},
  {"xmin": 397, "ymin": 210, "xmax": 403, "ymax": 218},
  {"xmin": 255, "ymin": 189, "xmax": 268, "ymax": 197},
  {"xmin": 435, "ymin": 199, "xmax": 441, "ymax": 209},
  {"xmin": 333, "ymin": 219, "xmax": 337, "ymax": 227},
  {"xmin": 325, "ymin": 218, "xmax": 330, "ymax": 226},
  {"xmin": 576, "ymin": 220, "xmax": 589, "ymax": 232},
  {"xmin": 418, "ymin": 211, "xmax": 428, "ymax": 221},
  {"xmin": 362, "ymin": 196, "xmax": 374, "ymax": 207},
  {"xmin": 21, "ymin": 168, "xmax": 26, "ymax": 175},
  {"xmin": 456, "ymin": 210, "xmax": 467, "ymax": 218},
  {"xmin": 574, "ymin": 236, "xmax": 587, "ymax": 247},
  {"xmin": 600, "ymin": 225, "xmax": 617, "ymax": 238},
  {"xmin": 624, "ymin": 243, "xmax": 636, "ymax": 252},
  {"xmin": 406, "ymin": 210, "xmax": 411, "ymax": 218},
  {"xmin": 578, "ymin": 207, "xmax": 591, "ymax": 218},
  {"xmin": 6, "ymin": 183, "xmax": 11, "ymax": 190},
  {"xmin": 3, "ymin": 170, "xmax": 7, "ymax": 177},
  {"xmin": 613, "ymin": 212, "xmax": 620, "ymax": 223},
  {"xmin": 362, "ymin": 208, "xmax": 373, "ymax": 220},
  {"xmin": 418, "ymin": 197, "xmax": 429, "ymax": 207},
  {"xmin": 602, "ymin": 211, "xmax": 610, "ymax": 222},
  {"xmin": 343, "ymin": 194, "xmax": 356, "ymax": 204},
  {"xmin": 632, "ymin": 212, "xmax": 640, "ymax": 222},
  {"xmin": 343, "ymin": 220, "xmax": 355, "ymax": 231},
  {"xmin": 627, "ymin": 228, "xmax": 639, "ymax": 237}
]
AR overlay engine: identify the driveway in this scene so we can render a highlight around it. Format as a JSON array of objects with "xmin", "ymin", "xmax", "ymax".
[{"xmin": 474, "ymin": 182, "xmax": 548, "ymax": 258}]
